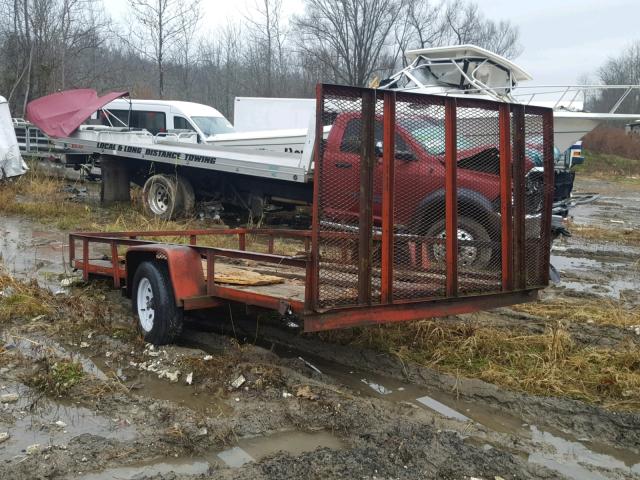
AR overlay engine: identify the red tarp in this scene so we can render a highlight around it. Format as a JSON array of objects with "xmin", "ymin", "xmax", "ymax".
[{"xmin": 26, "ymin": 89, "xmax": 129, "ymax": 138}]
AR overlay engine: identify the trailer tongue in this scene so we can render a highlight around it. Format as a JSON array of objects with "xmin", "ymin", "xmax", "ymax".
[{"xmin": 68, "ymin": 85, "xmax": 553, "ymax": 343}]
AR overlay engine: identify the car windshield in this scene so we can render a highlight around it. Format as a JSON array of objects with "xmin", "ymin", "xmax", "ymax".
[
  {"xmin": 401, "ymin": 122, "xmax": 475, "ymax": 155},
  {"xmin": 192, "ymin": 116, "xmax": 235, "ymax": 136}
]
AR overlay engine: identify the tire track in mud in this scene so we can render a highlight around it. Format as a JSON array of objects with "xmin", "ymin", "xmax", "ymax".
[{"xmin": 177, "ymin": 316, "xmax": 640, "ymax": 480}]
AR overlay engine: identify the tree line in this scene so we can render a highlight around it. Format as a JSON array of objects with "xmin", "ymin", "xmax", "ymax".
[
  {"xmin": 0, "ymin": 0, "xmax": 522, "ymax": 119},
  {"xmin": 1, "ymin": 0, "xmax": 638, "ymax": 122}
]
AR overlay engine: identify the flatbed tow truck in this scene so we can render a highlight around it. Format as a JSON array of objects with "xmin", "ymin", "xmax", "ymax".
[{"xmin": 39, "ymin": 85, "xmax": 554, "ymax": 344}]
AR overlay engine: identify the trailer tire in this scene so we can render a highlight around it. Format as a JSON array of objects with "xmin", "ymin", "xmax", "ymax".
[
  {"xmin": 132, "ymin": 261, "xmax": 183, "ymax": 345},
  {"xmin": 176, "ymin": 176, "xmax": 195, "ymax": 216},
  {"xmin": 142, "ymin": 174, "xmax": 179, "ymax": 220},
  {"xmin": 424, "ymin": 216, "xmax": 492, "ymax": 270}
]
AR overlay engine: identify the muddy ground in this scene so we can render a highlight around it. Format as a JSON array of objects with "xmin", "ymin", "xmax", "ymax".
[{"xmin": 0, "ymin": 176, "xmax": 639, "ymax": 480}]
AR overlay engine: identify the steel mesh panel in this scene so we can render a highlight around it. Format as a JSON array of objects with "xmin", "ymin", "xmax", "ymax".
[
  {"xmin": 316, "ymin": 88, "xmax": 368, "ymax": 307},
  {"xmin": 313, "ymin": 85, "xmax": 552, "ymax": 312},
  {"xmin": 456, "ymin": 103, "xmax": 502, "ymax": 294},
  {"xmin": 523, "ymin": 111, "xmax": 547, "ymax": 287},
  {"xmin": 392, "ymin": 94, "xmax": 447, "ymax": 300}
]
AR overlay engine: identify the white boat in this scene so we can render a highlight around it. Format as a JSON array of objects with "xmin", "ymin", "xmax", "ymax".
[{"xmin": 208, "ymin": 44, "xmax": 640, "ymax": 153}]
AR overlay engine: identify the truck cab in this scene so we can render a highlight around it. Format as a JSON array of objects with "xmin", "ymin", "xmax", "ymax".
[{"xmin": 321, "ymin": 112, "xmax": 540, "ymax": 270}]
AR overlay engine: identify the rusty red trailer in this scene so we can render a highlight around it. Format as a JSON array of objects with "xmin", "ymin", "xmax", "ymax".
[{"xmin": 69, "ymin": 84, "xmax": 554, "ymax": 344}]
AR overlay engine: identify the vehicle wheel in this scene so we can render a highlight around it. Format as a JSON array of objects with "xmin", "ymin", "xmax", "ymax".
[
  {"xmin": 176, "ymin": 175, "xmax": 195, "ymax": 216},
  {"xmin": 425, "ymin": 216, "xmax": 492, "ymax": 270},
  {"xmin": 132, "ymin": 261, "xmax": 183, "ymax": 345},
  {"xmin": 142, "ymin": 174, "xmax": 179, "ymax": 220}
]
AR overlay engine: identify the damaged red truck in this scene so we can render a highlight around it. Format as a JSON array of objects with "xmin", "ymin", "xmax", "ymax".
[{"xmin": 67, "ymin": 85, "xmax": 554, "ymax": 345}]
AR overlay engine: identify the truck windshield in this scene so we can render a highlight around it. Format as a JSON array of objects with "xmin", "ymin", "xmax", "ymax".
[
  {"xmin": 402, "ymin": 123, "xmax": 475, "ymax": 155},
  {"xmin": 192, "ymin": 116, "xmax": 235, "ymax": 136}
]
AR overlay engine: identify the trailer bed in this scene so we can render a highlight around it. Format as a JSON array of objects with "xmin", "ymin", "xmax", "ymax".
[{"xmin": 68, "ymin": 84, "xmax": 554, "ymax": 337}]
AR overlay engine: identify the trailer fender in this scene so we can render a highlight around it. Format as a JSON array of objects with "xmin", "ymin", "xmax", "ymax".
[{"xmin": 125, "ymin": 245, "xmax": 206, "ymax": 305}]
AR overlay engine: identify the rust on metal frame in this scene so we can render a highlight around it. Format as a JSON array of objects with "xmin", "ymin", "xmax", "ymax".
[
  {"xmin": 511, "ymin": 104, "xmax": 526, "ymax": 290},
  {"xmin": 358, "ymin": 89, "xmax": 376, "ymax": 305},
  {"xmin": 380, "ymin": 90, "xmax": 396, "ymax": 304},
  {"xmin": 541, "ymin": 108, "xmax": 555, "ymax": 286},
  {"xmin": 444, "ymin": 97, "xmax": 458, "ymax": 297},
  {"xmin": 499, "ymin": 103, "xmax": 514, "ymax": 291},
  {"xmin": 304, "ymin": 290, "xmax": 539, "ymax": 332},
  {"xmin": 307, "ymin": 83, "xmax": 324, "ymax": 312},
  {"xmin": 125, "ymin": 244, "xmax": 206, "ymax": 303}
]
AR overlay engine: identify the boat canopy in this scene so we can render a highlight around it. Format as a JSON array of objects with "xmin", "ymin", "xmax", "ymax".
[
  {"xmin": 405, "ymin": 45, "xmax": 532, "ymax": 82},
  {"xmin": 381, "ymin": 44, "xmax": 532, "ymax": 101},
  {"xmin": 26, "ymin": 89, "xmax": 128, "ymax": 138}
]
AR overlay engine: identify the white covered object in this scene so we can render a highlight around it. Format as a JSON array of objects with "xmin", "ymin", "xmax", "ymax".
[{"xmin": 0, "ymin": 96, "xmax": 27, "ymax": 179}]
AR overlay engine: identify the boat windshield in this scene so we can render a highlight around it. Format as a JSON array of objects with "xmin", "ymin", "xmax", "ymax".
[
  {"xmin": 192, "ymin": 116, "xmax": 235, "ymax": 136},
  {"xmin": 409, "ymin": 58, "xmax": 513, "ymax": 94}
]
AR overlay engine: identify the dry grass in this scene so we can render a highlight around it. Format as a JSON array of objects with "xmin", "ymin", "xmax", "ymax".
[
  {"xmin": 0, "ymin": 172, "xmax": 93, "ymax": 230},
  {"xmin": 0, "ymin": 273, "xmax": 55, "ymax": 322},
  {"xmin": 514, "ymin": 297, "xmax": 640, "ymax": 328},
  {"xmin": 0, "ymin": 268, "xmax": 137, "ymax": 342},
  {"xmin": 319, "ymin": 318, "xmax": 640, "ymax": 410},
  {"xmin": 0, "ymin": 165, "xmax": 305, "ymax": 256},
  {"xmin": 568, "ymin": 222, "xmax": 640, "ymax": 246}
]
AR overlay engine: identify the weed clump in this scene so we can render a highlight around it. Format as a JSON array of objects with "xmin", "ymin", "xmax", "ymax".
[{"xmin": 27, "ymin": 358, "xmax": 84, "ymax": 396}]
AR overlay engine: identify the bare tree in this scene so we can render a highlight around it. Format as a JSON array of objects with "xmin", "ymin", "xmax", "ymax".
[
  {"xmin": 126, "ymin": 0, "xmax": 201, "ymax": 98},
  {"xmin": 592, "ymin": 41, "xmax": 640, "ymax": 113},
  {"xmin": 244, "ymin": 0, "xmax": 288, "ymax": 96},
  {"xmin": 293, "ymin": 0, "xmax": 404, "ymax": 87},
  {"xmin": 441, "ymin": 0, "xmax": 521, "ymax": 58}
]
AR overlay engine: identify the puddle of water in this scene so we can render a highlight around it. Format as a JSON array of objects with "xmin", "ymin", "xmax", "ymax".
[
  {"xmin": 528, "ymin": 426, "xmax": 640, "ymax": 480},
  {"xmin": 125, "ymin": 369, "xmax": 230, "ymax": 415},
  {"xmin": 550, "ymin": 254, "xmax": 626, "ymax": 272},
  {"xmin": 3, "ymin": 333, "xmax": 108, "ymax": 380},
  {"xmin": 266, "ymin": 345, "xmax": 640, "ymax": 480},
  {"xmin": 550, "ymin": 252, "xmax": 640, "ymax": 301},
  {"xmin": 560, "ymin": 279, "xmax": 640, "ymax": 300},
  {"xmin": 361, "ymin": 379, "xmax": 392, "ymax": 395},
  {"xmin": 217, "ymin": 446, "xmax": 255, "ymax": 467},
  {"xmin": 71, "ymin": 457, "xmax": 210, "ymax": 480},
  {"xmin": 235, "ymin": 430, "xmax": 343, "ymax": 462},
  {"xmin": 415, "ymin": 396, "xmax": 470, "ymax": 422},
  {"xmin": 0, "ymin": 383, "xmax": 137, "ymax": 461},
  {"xmin": 72, "ymin": 430, "xmax": 343, "ymax": 479},
  {"xmin": 0, "ymin": 216, "xmax": 80, "ymax": 291}
]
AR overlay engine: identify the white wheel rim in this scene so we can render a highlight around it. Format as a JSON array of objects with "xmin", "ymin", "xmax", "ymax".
[
  {"xmin": 148, "ymin": 182, "xmax": 171, "ymax": 214},
  {"xmin": 137, "ymin": 277, "xmax": 155, "ymax": 332},
  {"xmin": 433, "ymin": 228, "xmax": 478, "ymax": 266}
]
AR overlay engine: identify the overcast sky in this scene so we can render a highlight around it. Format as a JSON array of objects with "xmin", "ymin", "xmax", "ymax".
[{"xmin": 112, "ymin": 0, "xmax": 639, "ymax": 86}]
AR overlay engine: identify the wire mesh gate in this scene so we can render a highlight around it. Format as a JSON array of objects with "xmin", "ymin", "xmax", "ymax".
[{"xmin": 307, "ymin": 84, "xmax": 554, "ymax": 313}]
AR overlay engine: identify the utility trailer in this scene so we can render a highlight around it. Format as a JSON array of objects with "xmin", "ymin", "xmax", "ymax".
[{"xmin": 69, "ymin": 85, "xmax": 554, "ymax": 344}]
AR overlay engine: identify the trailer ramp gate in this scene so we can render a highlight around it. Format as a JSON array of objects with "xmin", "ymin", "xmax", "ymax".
[
  {"xmin": 306, "ymin": 85, "xmax": 553, "ymax": 329},
  {"xmin": 69, "ymin": 84, "xmax": 553, "ymax": 333}
]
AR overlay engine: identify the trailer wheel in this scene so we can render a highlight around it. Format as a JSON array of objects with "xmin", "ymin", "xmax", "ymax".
[
  {"xmin": 142, "ymin": 174, "xmax": 179, "ymax": 220},
  {"xmin": 176, "ymin": 176, "xmax": 195, "ymax": 216},
  {"xmin": 132, "ymin": 261, "xmax": 183, "ymax": 345},
  {"xmin": 424, "ymin": 216, "xmax": 492, "ymax": 270}
]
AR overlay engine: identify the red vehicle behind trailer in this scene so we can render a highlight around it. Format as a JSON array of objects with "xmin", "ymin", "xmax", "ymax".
[{"xmin": 69, "ymin": 84, "xmax": 554, "ymax": 345}]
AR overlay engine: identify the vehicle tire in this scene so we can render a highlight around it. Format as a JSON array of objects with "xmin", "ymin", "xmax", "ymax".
[
  {"xmin": 142, "ymin": 174, "xmax": 179, "ymax": 220},
  {"xmin": 424, "ymin": 216, "xmax": 492, "ymax": 270},
  {"xmin": 131, "ymin": 261, "xmax": 183, "ymax": 345},
  {"xmin": 176, "ymin": 175, "xmax": 195, "ymax": 216}
]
